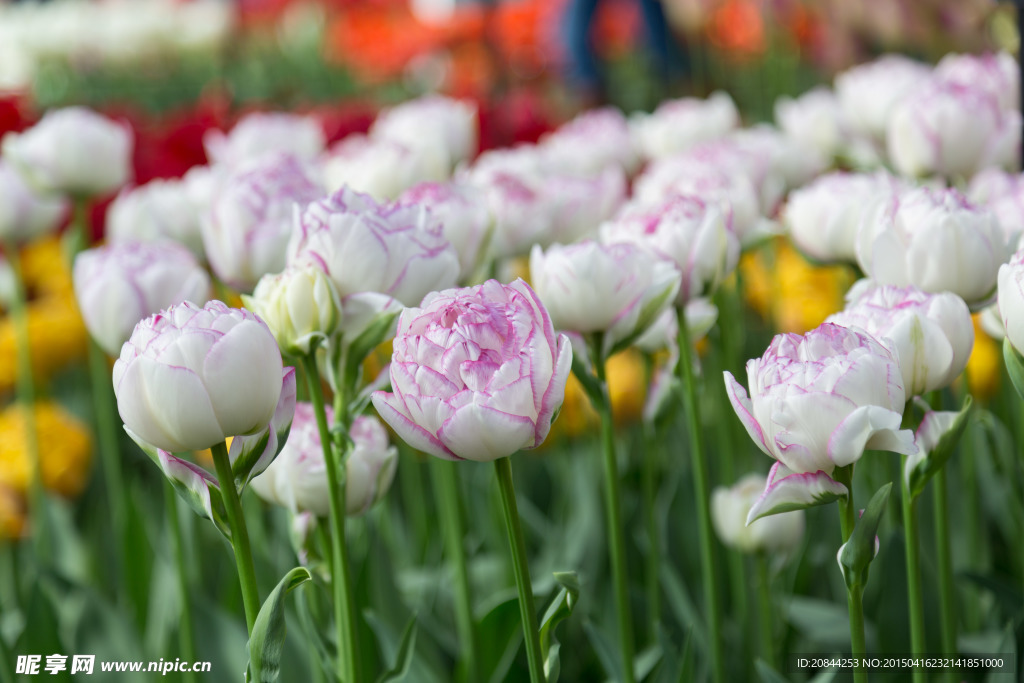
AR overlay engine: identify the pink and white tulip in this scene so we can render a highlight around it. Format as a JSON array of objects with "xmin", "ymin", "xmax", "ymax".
[
  {"xmin": 371, "ymin": 279, "xmax": 571, "ymax": 462},
  {"xmin": 856, "ymin": 187, "xmax": 1008, "ymax": 306},
  {"xmin": 106, "ymin": 178, "xmax": 206, "ymax": 258},
  {"xmin": 630, "ymin": 91, "xmax": 739, "ymax": 161},
  {"xmin": 398, "ymin": 181, "xmax": 492, "ymax": 282},
  {"xmin": 321, "ymin": 134, "xmax": 444, "ymax": 200},
  {"xmin": 2, "ymin": 106, "xmax": 132, "ymax": 197},
  {"xmin": 968, "ymin": 168, "xmax": 1024, "ymax": 246},
  {"xmin": 529, "ymin": 240, "xmax": 681, "ymax": 359},
  {"xmin": 997, "ymin": 249, "xmax": 1024, "ymax": 355},
  {"xmin": 251, "ymin": 404, "xmax": 397, "ymax": 517},
  {"xmin": 724, "ymin": 323, "xmax": 916, "ymax": 522},
  {"xmin": 370, "ymin": 94, "xmax": 478, "ymax": 174},
  {"xmin": 835, "ymin": 54, "xmax": 930, "ymax": 141},
  {"xmin": 73, "ymin": 241, "xmax": 211, "ymax": 357},
  {"xmin": 204, "ymin": 111, "xmax": 325, "ymax": 168},
  {"xmin": 712, "ymin": 474, "xmax": 805, "ymax": 554},
  {"xmin": 827, "ymin": 284, "xmax": 973, "ymax": 396},
  {"xmin": 113, "ymin": 300, "xmax": 286, "ymax": 453},
  {"xmin": 935, "ymin": 51, "xmax": 1019, "ymax": 114},
  {"xmin": 202, "ymin": 153, "xmax": 323, "ymax": 291},
  {"xmin": 539, "ymin": 107, "xmax": 640, "ymax": 177},
  {"xmin": 0, "ymin": 159, "xmax": 67, "ymax": 244}
]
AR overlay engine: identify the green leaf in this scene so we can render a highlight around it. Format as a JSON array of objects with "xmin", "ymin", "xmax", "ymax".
[
  {"xmin": 786, "ymin": 597, "xmax": 863, "ymax": 647},
  {"xmin": 907, "ymin": 396, "xmax": 975, "ymax": 499},
  {"xmin": 246, "ymin": 567, "xmax": 312, "ymax": 683},
  {"xmin": 582, "ymin": 620, "xmax": 621, "ymax": 683},
  {"xmin": 1002, "ymin": 337, "xmax": 1024, "ymax": 401},
  {"xmin": 375, "ymin": 614, "xmax": 417, "ymax": 683},
  {"xmin": 539, "ymin": 571, "xmax": 580, "ymax": 683},
  {"xmin": 343, "ymin": 308, "xmax": 402, "ymax": 393},
  {"xmin": 838, "ymin": 483, "xmax": 892, "ymax": 591},
  {"xmin": 755, "ymin": 659, "xmax": 791, "ymax": 683},
  {"xmin": 570, "ymin": 354, "xmax": 607, "ymax": 411},
  {"xmin": 984, "ymin": 623, "xmax": 1016, "ymax": 683},
  {"xmin": 606, "ymin": 282, "xmax": 678, "ymax": 358}
]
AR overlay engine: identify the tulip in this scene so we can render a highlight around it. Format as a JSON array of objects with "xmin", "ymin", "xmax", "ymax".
[
  {"xmin": 539, "ymin": 107, "xmax": 640, "ymax": 177},
  {"xmin": 398, "ymin": 181, "xmax": 492, "ymax": 282},
  {"xmin": 886, "ymin": 79, "xmax": 1019, "ymax": 179},
  {"xmin": 935, "ymin": 51, "xmax": 1018, "ymax": 113},
  {"xmin": 827, "ymin": 284, "xmax": 973, "ymax": 396},
  {"xmin": 371, "ymin": 279, "xmax": 571, "ymax": 462},
  {"xmin": 1, "ymin": 106, "xmax": 132, "ymax": 197},
  {"xmin": 630, "ymin": 91, "xmax": 739, "ymax": 161},
  {"xmin": 204, "ymin": 111, "xmax": 325, "ymax": 168},
  {"xmin": 321, "ymin": 134, "xmax": 444, "ymax": 200},
  {"xmin": 242, "ymin": 265, "xmax": 341, "ymax": 357},
  {"xmin": 856, "ymin": 186, "xmax": 1008, "ymax": 306},
  {"xmin": 712, "ymin": 474, "xmax": 805, "ymax": 554},
  {"xmin": 967, "ymin": 168, "xmax": 1024, "ymax": 247},
  {"xmin": 784, "ymin": 171, "xmax": 906, "ymax": 264},
  {"xmin": 835, "ymin": 54, "xmax": 930, "ymax": 140},
  {"xmin": 106, "ymin": 178, "xmax": 206, "ymax": 258},
  {"xmin": 727, "ymin": 126, "xmax": 829, "ymax": 195},
  {"xmin": 997, "ymin": 249, "xmax": 1024, "ymax": 355},
  {"xmin": 631, "ymin": 156, "xmax": 763, "ymax": 245},
  {"xmin": 774, "ymin": 87, "xmax": 848, "ymax": 161},
  {"xmin": 724, "ymin": 323, "xmax": 916, "ymax": 522},
  {"xmin": 202, "ymin": 153, "xmax": 323, "ymax": 291},
  {"xmin": 0, "ymin": 160, "xmax": 67, "ymax": 245},
  {"xmin": 529, "ymin": 240, "xmax": 680, "ymax": 360},
  {"xmin": 251, "ymin": 405, "xmax": 397, "ymax": 517},
  {"xmin": 73, "ymin": 241, "xmax": 211, "ymax": 357},
  {"xmin": 601, "ymin": 195, "xmax": 739, "ymax": 303},
  {"xmin": 113, "ymin": 300, "xmax": 285, "ymax": 453},
  {"xmin": 370, "ymin": 95, "xmax": 478, "ymax": 175}
]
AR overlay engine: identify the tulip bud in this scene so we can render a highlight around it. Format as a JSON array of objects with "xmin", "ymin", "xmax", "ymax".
[
  {"xmin": 370, "ymin": 95, "xmax": 478, "ymax": 175},
  {"xmin": 106, "ymin": 178, "xmax": 206, "ymax": 259},
  {"xmin": 712, "ymin": 474, "xmax": 805, "ymax": 554},
  {"xmin": 835, "ymin": 55, "xmax": 930, "ymax": 141},
  {"xmin": 243, "ymin": 266, "xmax": 342, "ymax": 357},
  {"xmin": 630, "ymin": 91, "xmax": 739, "ymax": 161},
  {"xmin": 0, "ymin": 160, "xmax": 67, "ymax": 245},
  {"xmin": 321, "ymin": 134, "xmax": 443, "ymax": 200}
]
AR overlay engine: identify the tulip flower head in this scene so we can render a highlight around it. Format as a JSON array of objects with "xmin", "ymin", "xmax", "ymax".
[
  {"xmin": 251, "ymin": 404, "xmax": 397, "ymax": 517},
  {"xmin": 113, "ymin": 300, "xmax": 286, "ymax": 453},
  {"xmin": 372, "ymin": 279, "xmax": 572, "ymax": 462},
  {"xmin": 73, "ymin": 241, "xmax": 211, "ymax": 357},
  {"xmin": 827, "ymin": 284, "xmax": 973, "ymax": 397},
  {"xmin": 712, "ymin": 473, "xmax": 805, "ymax": 554},
  {"xmin": 204, "ymin": 111, "xmax": 326, "ymax": 168},
  {"xmin": 724, "ymin": 323, "xmax": 916, "ymax": 521},
  {"xmin": 0, "ymin": 160, "xmax": 67, "ymax": 245},
  {"xmin": 243, "ymin": 265, "xmax": 341, "ymax": 357}
]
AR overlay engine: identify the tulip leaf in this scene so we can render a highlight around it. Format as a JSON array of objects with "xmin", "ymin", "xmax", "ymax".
[
  {"xmin": 906, "ymin": 396, "xmax": 974, "ymax": 500},
  {"xmin": 755, "ymin": 659, "xmax": 791, "ymax": 683},
  {"xmin": 232, "ymin": 367, "xmax": 297, "ymax": 491},
  {"xmin": 245, "ymin": 566, "xmax": 312, "ymax": 683},
  {"xmin": 375, "ymin": 613, "xmax": 418, "ymax": 683},
  {"xmin": 343, "ymin": 308, "xmax": 402, "ymax": 396},
  {"xmin": 1002, "ymin": 337, "xmax": 1024, "ymax": 401},
  {"xmin": 837, "ymin": 483, "xmax": 892, "ymax": 591},
  {"xmin": 605, "ymin": 284, "xmax": 679, "ymax": 358},
  {"xmin": 539, "ymin": 571, "xmax": 580, "ymax": 683}
]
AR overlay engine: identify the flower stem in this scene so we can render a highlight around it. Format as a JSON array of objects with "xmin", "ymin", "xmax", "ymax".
[
  {"xmin": 594, "ymin": 356, "xmax": 637, "ymax": 683},
  {"xmin": 301, "ymin": 355, "xmax": 359, "ymax": 683},
  {"xmin": 5, "ymin": 243, "xmax": 46, "ymax": 561},
  {"xmin": 87, "ymin": 338, "xmax": 130, "ymax": 598},
  {"xmin": 900, "ymin": 461, "xmax": 926, "ymax": 683},
  {"xmin": 493, "ymin": 457, "xmax": 545, "ymax": 683},
  {"xmin": 640, "ymin": 418, "xmax": 661, "ymax": 643},
  {"xmin": 63, "ymin": 198, "xmax": 90, "ymax": 262},
  {"xmin": 210, "ymin": 440, "xmax": 260, "ymax": 635},
  {"xmin": 164, "ymin": 479, "xmax": 197, "ymax": 683},
  {"xmin": 755, "ymin": 554, "xmax": 776, "ymax": 671},
  {"xmin": 429, "ymin": 459, "xmax": 480, "ymax": 683},
  {"xmin": 837, "ymin": 480, "xmax": 868, "ymax": 683},
  {"xmin": 932, "ymin": 467, "xmax": 958, "ymax": 682},
  {"xmin": 676, "ymin": 307, "xmax": 724, "ymax": 683}
]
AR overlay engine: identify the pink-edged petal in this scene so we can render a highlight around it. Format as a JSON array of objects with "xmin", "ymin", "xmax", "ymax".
[
  {"xmin": 202, "ymin": 319, "xmax": 283, "ymax": 437},
  {"xmin": 745, "ymin": 463, "xmax": 849, "ymax": 524},
  {"xmin": 438, "ymin": 401, "xmax": 536, "ymax": 461},
  {"xmin": 372, "ymin": 391, "xmax": 460, "ymax": 460},
  {"xmin": 532, "ymin": 333, "xmax": 572, "ymax": 448},
  {"xmin": 723, "ymin": 371, "xmax": 771, "ymax": 456},
  {"xmin": 138, "ymin": 357, "xmax": 224, "ymax": 452},
  {"xmin": 828, "ymin": 404, "xmax": 917, "ymax": 467}
]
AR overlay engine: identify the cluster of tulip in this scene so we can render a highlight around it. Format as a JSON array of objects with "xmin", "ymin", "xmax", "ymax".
[{"xmin": 1, "ymin": 46, "xmax": 1022, "ymax": 683}]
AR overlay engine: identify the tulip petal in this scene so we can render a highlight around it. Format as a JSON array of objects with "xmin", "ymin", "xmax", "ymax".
[
  {"xmin": 828, "ymin": 404, "xmax": 917, "ymax": 467},
  {"xmin": 532, "ymin": 333, "xmax": 573, "ymax": 448},
  {"xmin": 203, "ymin": 319, "xmax": 283, "ymax": 438},
  {"xmin": 132, "ymin": 356, "xmax": 224, "ymax": 452},
  {"xmin": 723, "ymin": 371, "xmax": 771, "ymax": 456},
  {"xmin": 746, "ymin": 463, "xmax": 849, "ymax": 524},
  {"xmin": 372, "ymin": 391, "xmax": 459, "ymax": 460},
  {"xmin": 439, "ymin": 401, "xmax": 536, "ymax": 461}
]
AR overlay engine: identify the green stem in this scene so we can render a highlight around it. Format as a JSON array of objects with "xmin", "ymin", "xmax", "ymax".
[
  {"xmin": 210, "ymin": 441, "xmax": 260, "ymax": 635},
  {"xmin": 676, "ymin": 307, "xmax": 724, "ymax": 683},
  {"xmin": 594, "ymin": 355, "xmax": 636, "ymax": 683},
  {"xmin": 429, "ymin": 459, "xmax": 480, "ymax": 683},
  {"xmin": 301, "ymin": 354, "xmax": 359, "ymax": 683},
  {"xmin": 493, "ymin": 457, "xmax": 545, "ymax": 683},
  {"xmin": 165, "ymin": 479, "xmax": 197, "ymax": 683},
  {"xmin": 755, "ymin": 554, "xmax": 776, "ymax": 671},
  {"xmin": 63, "ymin": 198, "xmax": 89, "ymax": 262},
  {"xmin": 932, "ymin": 467, "xmax": 958, "ymax": 682},
  {"xmin": 836, "ymin": 475, "xmax": 867, "ymax": 683},
  {"xmin": 87, "ymin": 338, "xmax": 130, "ymax": 599},
  {"xmin": 900, "ymin": 461, "xmax": 926, "ymax": 683},
  {"xmin": 640, "ymin": 418, "xmax": 661, "ymax": 643},
  {"xmin": 5, "ymin": 243, "xmax": 46, "ymax": 561}
]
